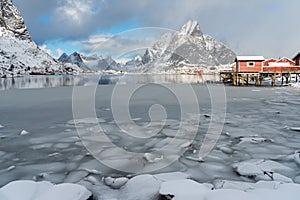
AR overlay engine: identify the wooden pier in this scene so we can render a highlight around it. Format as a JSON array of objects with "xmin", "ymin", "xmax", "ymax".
[{"xmin": 220, "ymin": 71, "xmax": 300, "ymax": 86}]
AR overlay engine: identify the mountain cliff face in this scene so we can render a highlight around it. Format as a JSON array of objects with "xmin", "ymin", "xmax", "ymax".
[
  {"xmin": 0, "ymin": 0, "xmax": 65, "ymax": 77},
  {"xmin": 0, "ymin": 0, "xmax": 31, "ymax": 40},
  {"xmin": 140, "ymin": 20, "xmax": 236, "ymax": 72}
]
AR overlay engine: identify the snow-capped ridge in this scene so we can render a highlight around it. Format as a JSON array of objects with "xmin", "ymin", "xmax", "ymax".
[
  {"xmin": 179, "ymin": 20, "xmax": 203, "ymax": 37},
  {"xmin": 58, "ymin": 52, "xmax": 122, "ymax": 71}
]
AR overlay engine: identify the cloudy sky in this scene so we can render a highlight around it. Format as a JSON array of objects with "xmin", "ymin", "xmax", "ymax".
[{"xmin": 14, "ymin": 0, "xmax": 300, "ymax": 59}]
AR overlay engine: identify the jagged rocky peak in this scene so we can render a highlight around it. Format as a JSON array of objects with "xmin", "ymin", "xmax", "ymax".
[
  {"xmin": 58, "ymin": 53, "xmax": 68, "ymax": 61},
  {"xmin": 179, "ymin": 20, "xmax": 203, "ymax": 36},
  {"xmin": 0, "ymin": 0, "xmax": 31, "ymax": 40}
]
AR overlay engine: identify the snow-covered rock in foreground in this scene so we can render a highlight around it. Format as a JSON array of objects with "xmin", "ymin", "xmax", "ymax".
[
  {"xmin": 233, "ymin": 159, "xmax": 294, "ymax": 182},
  {"xmin": 160, "ymin": 179, "xmax": 300, "ymax": 200},
  {"xmin": 0, "ymin": 180, "xmax": 92, "ymax": 200},
  {"xmin": 120, "ymin": 175, "xmax": 161, "ymax": 200},
  {"xmin": 160, "ymin": 179, "xmax": 213, "ymax": 200},
  {"xmin": 103, "ymin": 176, "xmax": 129, "ymax": 189}
]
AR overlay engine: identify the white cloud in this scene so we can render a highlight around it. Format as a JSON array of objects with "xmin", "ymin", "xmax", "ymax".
[
  {"xmin": 56, "ymin": 48, "xmax": 65, "ymax": 58},
  {"xmin": 55, "ymin": 0, "xmax": 97, "ymax": 25},
  {"xmin": 15, "ymin": 0, "xmax": 300, "ymax": 58},
  {"xmin": 75, "ymin": 28, "xmax": 172, "ymax": 58},
  {"xmin": 39, "ymin": 44, "xmax": 53, "ymax": 56}
]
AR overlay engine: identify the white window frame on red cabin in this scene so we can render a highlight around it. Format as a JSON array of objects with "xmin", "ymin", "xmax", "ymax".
[{"xmin": 247, "ymin": 62, "xmax": 255, "ymax": 67}]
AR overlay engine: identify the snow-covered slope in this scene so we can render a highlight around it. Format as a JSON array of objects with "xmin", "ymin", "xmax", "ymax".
[
  {"xmin": 140, "ymin": 20, "xmax": 236, "ymax": 72},
  {"xmin": 0, "ymin": 36, "xmax": 62, "ymax": 76},
  {"xmin": 0, "ymin": 0, "xmax": 65, "ymax": 77}
]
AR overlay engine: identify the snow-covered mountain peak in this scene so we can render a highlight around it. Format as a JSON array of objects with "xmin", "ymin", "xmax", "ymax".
[
  {"xmin": 58, "ymin": 53, "xmax": 68, "ymax": 61},
  {"xmin": 179, "ymin": 20, "xmax": 203, "ymax": 37},
  {"xmin": 140, "ymin": 20, "xmax": 236, "ymax": 72},
  {"xmin": 58, "ymin": 52, "xmax": 122, "ymax": 72},
  {"xmin": 0, "ymin": 0, "xmax": 31, "ymax": 40}
]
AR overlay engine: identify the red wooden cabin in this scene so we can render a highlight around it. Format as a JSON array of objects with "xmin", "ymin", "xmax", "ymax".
[
  {"xmin": 263, "ymin": 57, "xmax": 299, "ymax": 73},
  {"xmin": 235, "ymin": 56, "xmax": 265, "ymax": 73},
  {"xmin": 264, "ymin": 59, "xmax": 277, "ymax": 67}
]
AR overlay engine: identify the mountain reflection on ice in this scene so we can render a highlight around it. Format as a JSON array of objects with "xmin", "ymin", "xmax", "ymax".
[{"xmin": 0, "ymin": 74, "xmax": 220, "ymax": 90}]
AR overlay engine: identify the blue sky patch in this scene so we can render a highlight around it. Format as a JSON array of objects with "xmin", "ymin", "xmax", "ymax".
[{"xmin": 38, "ymin": 16, "xmax": 51, "ymax": 24}]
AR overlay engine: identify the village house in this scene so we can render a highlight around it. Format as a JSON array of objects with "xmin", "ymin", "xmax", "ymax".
[
  {"xmin": 235, "ymin": 56, "xmax": 265, "ymax": 73},
  {"xmin": 293, "ymin": 53, "xmax": 300, "ymax": 66},
  {"xmin": 263, "ymin": 57, "xmax": 298, "ymax": 73}
]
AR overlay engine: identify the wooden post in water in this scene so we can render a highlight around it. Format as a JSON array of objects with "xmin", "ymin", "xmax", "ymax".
[
  {"xmin": 255, "ymin": 76, "xmax": 259, "ymax": 86},
  {"xmin": 272, "ymin": 75, "xmax": 276, "ymax": 86},
  {"xmin": 233, "ymin": 73, "xmax": 237, "ymax": 86},
  {"xmin": 259, "ymin": 76, "xmax": 263, "ymax": 86},
  {"xmin": 241, "ymin": 75, "xmax": 245, "ymax": 86}
]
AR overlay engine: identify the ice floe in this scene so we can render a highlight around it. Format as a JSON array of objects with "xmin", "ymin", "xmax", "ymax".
[
  {"xmin": 143, "ymin": 152, "xmax": 164, "ymax": 163},
  {"xmin": 293, "ymin": 150, "xmax": 300, "ymax": 165},
  {"xmin": 20, "ymin": 130, "xmax": 29, "ymax": 136},
  {"xmin": 6, "ymin": 166, "xmax": 16, "ymax": 172},
  {"xmin": 103, "ymin": 176, "xmax": 129, "ymax": 189},
  {"xmin": 237, "ymin": 136, "xmax": 274, "ymax": 144},
  {"xmin": 290, "ymin": 127, "xmax": 300, "ymax": 132}
]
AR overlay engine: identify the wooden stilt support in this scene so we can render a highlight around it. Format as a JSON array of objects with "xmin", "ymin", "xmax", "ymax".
[
  {"xmin": 241, "ymin": 75, "xmax": 245, "ymax": 86},
  {"xmin": 272, "ymin": 75, "xmax": 276, "ymax": 86}
]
